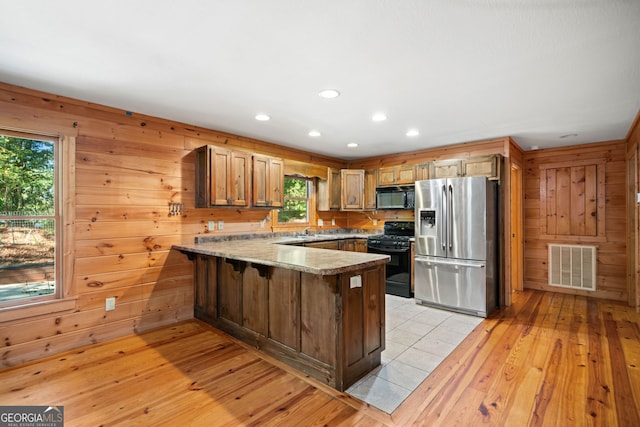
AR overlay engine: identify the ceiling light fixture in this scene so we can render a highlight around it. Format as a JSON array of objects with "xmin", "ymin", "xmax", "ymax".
[
  {"xmin": 255, "ymin": 114, "xmax": 270, "ymax": 121},
  {"xmin": 406, "ymin": 129, "xmax": 419, "ymax": 137},
  {"xmin": 318, "ymin": 89, "xmax": 340, "ymax": 99},
  {"xmin": 372, "ymin": 113, "xmax": 387, "ymax": 122},
  {"xmin": 308, "ymin": 130, "xmax": 321, "ymax": 137},
  {"xmin": 347, "ymin": 142, "xmax": 358, "ymax": 148}
]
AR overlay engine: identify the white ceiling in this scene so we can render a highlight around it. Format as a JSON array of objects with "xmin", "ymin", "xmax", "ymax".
[{"xmin": 1, "ymin": 1, "xmax": 639, "ymax": 160}]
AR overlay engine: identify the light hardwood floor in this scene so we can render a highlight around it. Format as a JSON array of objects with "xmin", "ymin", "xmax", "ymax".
[{"xmin": 1, "ymin": 290, "xmax": 639, "ymax": 426}]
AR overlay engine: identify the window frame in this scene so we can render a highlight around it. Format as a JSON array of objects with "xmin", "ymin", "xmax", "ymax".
[
  {"xmin": 0, "ymin": 126, "xmax": 76, "ymax": 318},
  {"xmin": 273, "ymin": 176, "xmax": 315, "ymax": 228}
]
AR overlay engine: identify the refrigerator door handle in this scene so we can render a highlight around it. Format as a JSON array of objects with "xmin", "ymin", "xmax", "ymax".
[
  {"xmin": 448, "ymin": 184, "xmax": 453, "ymax": 251},
  {"xmin": 441, "ymin": 184, "xmax": 447, "ymax": 251}
]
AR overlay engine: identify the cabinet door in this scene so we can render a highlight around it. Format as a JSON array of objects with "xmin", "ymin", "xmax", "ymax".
[
  {"xmin": 229, "ymin": 151, "xmax": 251, "ymax": 206},
  {"xmin": 377, "ymin": 167, "xmax": 396, "ymax": 186},
  {"xmin": 340, "ymin": 239, "xmax": 356, "ymax": 252},
  {"xmin": 395, "ymin": 165, "xmax": 416, "ymax": 184},
  {"xmin": 268, "ymin": 157, "xmax": 284, "ymax": 207},
  {"xmin": 462, "ymin": 155, "xmax": 499, "ymax": 179},
  {"xmin": 430, "ymin": 159, "xmax": 462, "ymax": 178},
  {"xmin": 329, "ymin": 168, "xmax": 342, "ymax": 209},
  {"xmin": 364, "ymin": 169, "xmax": 377, "ymax": 210},
  {"xmin": 341, "ymin": 169, "xmax": 364, "ymax": 210},
  {"xmin": 416, "ymin": 163, "xmax": 430, "ymax": 181},
  {"xmin": 252, "ymin": 155, "xmax": 284, "ymax": 207},
  {"xmin": 355, "ymin": 239, "xmax": 368, "ymax": 253},
  {"xmin": 211, "ymin": 146, "xmax": 232, "ymax": 205},
  {"xmin": 305, "ymin": 240, "xmax": 340, "ymax": 250}
]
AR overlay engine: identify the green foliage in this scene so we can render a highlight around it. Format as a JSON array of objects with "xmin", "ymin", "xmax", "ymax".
[
  {"xmin": 278, "ymin": 177, "xmax": 310, "ymax": 223},
  {"xmin": 0, "ymin": 135, "xmax": 55, "ymax": 214}
]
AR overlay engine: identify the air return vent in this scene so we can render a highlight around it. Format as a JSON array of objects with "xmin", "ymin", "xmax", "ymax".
[{"xmin": 548, "ymin": 244, "xmax": 596, "ymax": 291}]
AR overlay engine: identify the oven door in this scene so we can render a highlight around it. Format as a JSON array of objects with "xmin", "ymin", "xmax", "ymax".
[{"xmin": 367, "ymin": 244, "xmax": 411, "ymax": 297}]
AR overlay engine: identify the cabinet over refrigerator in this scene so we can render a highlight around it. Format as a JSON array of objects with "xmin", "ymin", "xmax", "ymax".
[{"xmin": 414, "ymin": 176, "xmax": 498, "ymax": 317}]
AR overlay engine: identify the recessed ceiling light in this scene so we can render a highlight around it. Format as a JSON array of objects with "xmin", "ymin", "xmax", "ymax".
[
  {"xmin": 406, "ymin": 129, "xmax": 419, "ymax": 137},
  {"xmin": 347, "ymin": 142, "xmax": 358, "ymax": 148},
  {"xmin": 318, "ymin": 89, "xmax": 340, "ymax": 99},
  {"xmin": 530, "ymin": 145, "xmax": 539, "ymax": 150},
  {"xmin": 308, "ymin": 130, "xmax": 321, "ymax": 137},
  {"xmin": 372, "ymin": 113, "xmax": 387, "ymax": 122},
  {"xmin": 255, "ymin": 114, "xmax": 270, "ymax": 121}
]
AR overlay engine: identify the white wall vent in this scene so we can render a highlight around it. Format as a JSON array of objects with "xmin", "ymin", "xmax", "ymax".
[{"xmin": 548, "ymin": 244, "xmax": 596, "ymax": 291}]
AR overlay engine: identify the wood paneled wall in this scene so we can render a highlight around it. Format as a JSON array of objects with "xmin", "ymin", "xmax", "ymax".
[
  {"xmin": 0, "ymin": 83, "xmax": 346, "ymax": 367},
  {"xmin": 626, "ymin": 111, "xmax": 640, "ymax": 310},
  {"xmin": 523, "ymin": 140, "xmax": 628, "ymax": 301}
]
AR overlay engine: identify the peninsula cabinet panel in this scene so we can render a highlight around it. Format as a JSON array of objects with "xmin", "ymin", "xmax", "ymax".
[
  {"xmin": 300, "ymin": 273, "xmax": 338, "ymax": 366},
  {"xmin": 268, "ymin": 268, "xmax": 300, "ymax": 350},
  {"xmin": 242, "ymin": 264, "xmax": 268, "ymax": 335},
  {"xmin": 188, "ymin": 253, "xmax": 385, "ymax": 391},
  {"xmin": 252, "ymin": 154, "xmax": 284, "ymax": 208},
  {"xmin": 194, "ymin": 255, "xmax": 217, "ymax": 320},
  {"xmin": 218, "ymin": 258, "xmax": 245, "ymax": 324}
]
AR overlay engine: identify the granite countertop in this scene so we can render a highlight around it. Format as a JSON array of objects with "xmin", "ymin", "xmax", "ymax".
[{"xmin": 174, "ymin": 234, "xmax": 389, "ymax": 275}]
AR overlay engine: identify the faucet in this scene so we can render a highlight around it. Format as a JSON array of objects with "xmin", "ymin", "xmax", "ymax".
[{"xmin": 303, "ymin": 226, "xmax": 314, "ymax": 236}]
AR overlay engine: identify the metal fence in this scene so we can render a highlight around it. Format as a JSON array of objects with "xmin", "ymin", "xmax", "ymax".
[{"xmin": 0, "ymin": 213, "xmax": 55, "ymax": 245}]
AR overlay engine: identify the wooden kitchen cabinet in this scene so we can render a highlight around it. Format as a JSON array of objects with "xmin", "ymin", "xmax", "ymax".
[
  {"xmin": 377, "ymin": 164, "xmax": 416, "ymax": 186},
  {"xmin": 429, "ymin": 155, "xmax": 501, "ymax": 180},
  {"xmin": 364, "ymin": 169, "xmax": 377, "ymax": 210},
  {"xmin": 416, "ymin": 163, "xmax": 430, "ymax": 181},
  {"xmin": 341, "ymin": 169, "xmax": 365, "ymax": 210},
  {"xmin": 305, "ymin": 240, "xmax": 341, "ymax": 250},
  {"xmin": 195, "ymin": 145, "xmax": 251, "ymax": 207},
  {"xmin": 317, "ymin": 168, "xmax": 342, "ymax": 210},
  {"xmin": 190, "ymin": 254, "xmax": 385, "ymax": 391},
  {"xmin": 429, "ymin": 159, "xmax": 463, "ymax": 178},
  {"xmin": 253, "ymin": 154, "xmax": 284, "ymax": 208}
]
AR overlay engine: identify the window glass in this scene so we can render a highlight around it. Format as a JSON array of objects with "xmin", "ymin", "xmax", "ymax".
[
  {"xmin": 278, "ymin": 177, "xmax": 310, "ymax": 223},
  {"xmin": 0, "ymin": 133, "xmax": 57, "ymax": 303}
]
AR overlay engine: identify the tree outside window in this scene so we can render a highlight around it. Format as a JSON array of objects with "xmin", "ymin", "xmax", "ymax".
[
  {"xmin": 278, "ymin": 177, "xmax": 310, "ymax": 223},
  {"xmin": 0, "ymin": 133, "xmax": 57, "ymax": 303}
]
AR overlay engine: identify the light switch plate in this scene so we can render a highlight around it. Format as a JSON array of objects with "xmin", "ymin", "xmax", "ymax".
[
  {"xmin": 105, "ymin": 297, "xmax": 116, "ymax": 311},
  {"xmin": 349, "ymin": 275, "xmax": 362, "ymax": 288},
  {"xmin": 259, "ymin": 220, "xmax": 265, "ymax": 228},
  {"xmin": 331, "ymin": 218, "xmax": 336, "ymax": 226},
  {"xmin": 637, "ymin": 192, "xmax": 640, "ymax": 203},
  {"xmin": 208, "ymin": 220, "xmax": 215, "ymax": 230},
  {"xmin": 317, "ymin": 218, "xmax": 323, "ymax": 227},
  {"xmin": 218, "ymin": 220, "xmax": 224, "ymax": 230}
]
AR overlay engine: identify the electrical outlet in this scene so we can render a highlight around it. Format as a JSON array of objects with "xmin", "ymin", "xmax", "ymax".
[
  {"xmin": 259, "ymin": 220, "xmax": 265, "ymax": 228},
  {"xmin": 331, "ymin": 218, "xmax": 335, "ymax": 226},
  {"xmin": 349, "ymin": 275, "xmax": 362, "ymax": 289},
  {"xmin": 208, "ymin": 220, "xmax": 215, "ymax": 230},
  {"xmin": 373, "ymin": 219, "xmax": 378, "ymax": 226},
  {"xmin": 105, "ymin": 297, "xmax": 116, "ymax": 311},
  {"xmin": 218, "ymin": 220, "xmax": 224, "ymax": 230},
  {"xmin": 317, "ymin": 218, "xmax": 323, "ymax": 227}
]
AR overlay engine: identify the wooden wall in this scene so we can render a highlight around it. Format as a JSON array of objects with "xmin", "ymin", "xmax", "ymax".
[
  {"xmin": 523, "ymin": 140, "xmax": 628, "ymax": 301},
  {"xmin": 0, "ymin": 83, "xmax": 346, "ymax": 367},
  {"xmin": 626, "ymin": 111, "xmax": 640, "ymax": 311}
]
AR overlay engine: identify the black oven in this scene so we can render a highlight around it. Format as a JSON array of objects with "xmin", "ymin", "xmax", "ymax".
[{"xmin": 367, "ymin": 221, "xmax": 414, "ymax": 298}]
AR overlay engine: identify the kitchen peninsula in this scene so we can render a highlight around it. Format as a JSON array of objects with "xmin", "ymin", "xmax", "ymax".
[{"xmin": 174, "ymin": 235, "xmax": 389, "ymax": 391}]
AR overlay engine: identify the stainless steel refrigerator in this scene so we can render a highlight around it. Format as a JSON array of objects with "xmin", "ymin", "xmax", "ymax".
[{"xmin": 414, "ymin": 176, "xmax": 498, "ymax": 317}]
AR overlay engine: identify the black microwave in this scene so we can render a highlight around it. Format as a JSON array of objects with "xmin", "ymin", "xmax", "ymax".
[{"xmin": 376, "ymin": 186, "xmax": 415, "ymax": 210}]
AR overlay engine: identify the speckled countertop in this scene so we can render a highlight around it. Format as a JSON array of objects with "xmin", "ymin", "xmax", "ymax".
[{"xmin": 173, "ymin": 233, "xmax": 389, "ymax": 275}]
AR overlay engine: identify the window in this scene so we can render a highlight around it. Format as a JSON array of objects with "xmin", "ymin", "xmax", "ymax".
[
  {"xmin": 0, "ymin": 132, "xmax": 59, "ymax": 304},
  {"xmin": 278, "ymin": 176, "xmax": 311, "ymax": 224}
]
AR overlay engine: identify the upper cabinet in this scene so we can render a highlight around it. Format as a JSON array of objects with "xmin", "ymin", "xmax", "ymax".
[
  {"xmin": 429, "ymin": 155, "xmax": 501, "ymax": 180},
  {"xmin": 196, "ymin": 145, "xmax": 251, "ymax": 207},
  {"xmin": 377, "ymin": 165, "xmax": 416, "ymax": 186},
  {"xmin": 364, "ymin": 169, "xmax": 377, "ymax": 210},
  {"xmin": 195, "ymin": 145, "xmax": 283, "ymax": 208},
  {"xmin": 253, "ymin": 155, "xmax": 284, "ymax": 208},
  {"xmin": 341, "ymin": 169, "xmax": 365, "ymax": 210},
  {"xmin": 317, "ymin": 168, "xmax": 342, "ymax": 211}
]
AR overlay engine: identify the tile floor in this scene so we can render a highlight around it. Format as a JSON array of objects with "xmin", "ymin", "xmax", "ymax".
[{"xmin": 346, "ymin": 294, "xmax": 484, "ymax": 414}]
